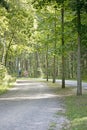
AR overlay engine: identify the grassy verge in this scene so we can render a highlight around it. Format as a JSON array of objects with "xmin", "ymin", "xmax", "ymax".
[
  {"xmin": 65, "ymin": 93, "xmax": 87, "ymax": 130},
  {"xmin": 0, "ymin": 84, "xmax": 10, "ymax": 95},
  {"xmin": 47, "ymin": 82, "xmax": 87, "ymax": 130},
  {"xmin": 0, "ymin": 77, "xmax": 16, "ymax": 95}
]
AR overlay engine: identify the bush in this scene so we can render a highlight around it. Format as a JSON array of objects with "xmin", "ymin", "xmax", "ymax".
[
  {"xmin": 0, "ymin": 63, "xmax": 16, "ymax": 85},
  {"xmin": 0, "ymin": 63, "xmax": 7, "ymax": 84},
  {"xmin": 3, "ymin": 74, "xmax": 16, "ymax": 85}
]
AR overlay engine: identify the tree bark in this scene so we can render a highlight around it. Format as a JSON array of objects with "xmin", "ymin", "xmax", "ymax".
[
  {"xmin": 4, "ymin": 33, "xmax": 14, "ymax": 66},
  {"xmin": 2, "ymin": 33, "xmax": 6, "ymax": 66},
  {"xmin": 53, "ymin": 6, "xmax": 57, "ymax": 83},
  {"xmin": 76, "ymin": 0, "xmax": 82, "ymax": 95},
  {"xmin": 61, "ymin": 3, "xmax": 65, "ymax": 88},
  {"xmin": 46, "ymin": 35, "xmax": 49, "ymax": 81}
]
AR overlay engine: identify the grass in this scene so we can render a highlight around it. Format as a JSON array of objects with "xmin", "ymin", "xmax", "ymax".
[
  {"xmin": 48, "ymin": 122, "xmax": 57, "ymax": 130},
  {"xmin": 47, "ymin": 81, "xmax": 87, "ymax": 130},
  {"xmin": 47, "ymin": 81, "xmax": 74, "ymax": 96},
  {"xmin": 65, "ymin": 94, "xmax": 87, "ymax": 130}
]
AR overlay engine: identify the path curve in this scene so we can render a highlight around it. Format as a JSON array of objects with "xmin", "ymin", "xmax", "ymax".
[
  {"xmin": 0, "ymin": 80, "xmax": 69, "ymax": 130},
  {"xmin": 56, "ymin": 80, "xmax": 87, "ymax": 89}
]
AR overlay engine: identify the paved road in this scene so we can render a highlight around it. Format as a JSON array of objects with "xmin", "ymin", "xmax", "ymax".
[
  {"xmin": 0, "ymin": 80, "xmax": 69, "ymax": 130},
  {"xmin": 56, "ymin": 80, "xmax": 87, "ymax": 89}
]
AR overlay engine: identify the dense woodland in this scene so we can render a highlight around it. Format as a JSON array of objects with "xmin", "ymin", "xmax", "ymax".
[{"xmin": 0, "ymin": 0, "xmax": 87, "ymax": 95}]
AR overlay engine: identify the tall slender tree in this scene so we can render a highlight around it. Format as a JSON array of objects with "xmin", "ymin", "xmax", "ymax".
[
  {"xmin": 76, "ymin": 0, "xmax": 82, "ymax": 95},
  {"xmin": 53, "ymin": 6, "xmax": 57, "ymax": 83},
  {"xmin": 61, "ymin": 2, "xmax": 65, "ymax": 88},
  {"xmin": 46, "ymin": 34, "xmax": 49, "ymax": 81}
]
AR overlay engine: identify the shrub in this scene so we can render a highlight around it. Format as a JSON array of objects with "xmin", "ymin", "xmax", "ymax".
[{"xmin": 0, "ymin": 63, "xmax": 7, "ymax": 84}]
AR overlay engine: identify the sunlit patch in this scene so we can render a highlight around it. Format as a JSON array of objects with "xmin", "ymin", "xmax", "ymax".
[
  {"xmin": 72, "ymin": 117, "xmax": 87, "ymax": 125},
  {"xmin": 0, "ymin": 80, "xmax": 63, "ymax": 101},
  {"xmin": 9, "ymin": 87, "xmax": 20, "ymax": 91},
  {"xmin": 70, "ymin": 117, "xmax": 87, "ymax": 129},
  {"xmin": 0, "ymin": 93, "xmax": 60, "ymax": 101},
  {"xmin": 15, "ymin": 83, "xmax": 44, "ymax": 87}
]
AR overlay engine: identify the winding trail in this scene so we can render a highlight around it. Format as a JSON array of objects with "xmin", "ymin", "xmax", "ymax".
[{"xmin": 0, "ymin": 80, "xmax": 69, "ymax": 130}]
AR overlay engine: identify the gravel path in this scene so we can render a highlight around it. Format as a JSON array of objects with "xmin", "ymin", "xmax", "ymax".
[{"xmin": 0, "ymin": 80, "xmax": 69, "ymax": 130}]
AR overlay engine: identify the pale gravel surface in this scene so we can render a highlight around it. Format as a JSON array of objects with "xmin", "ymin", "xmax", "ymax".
[{"xmin": 0, "ymin": 80, "xmax": 69, "ymax": 130}]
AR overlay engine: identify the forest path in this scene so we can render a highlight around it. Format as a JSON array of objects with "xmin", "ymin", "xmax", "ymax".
[{"xmin": 0, "ymin": 80, "xmax": 69, "ymax": 130}]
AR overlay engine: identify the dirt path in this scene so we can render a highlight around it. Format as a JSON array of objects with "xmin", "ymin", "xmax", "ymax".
[{"xmin": 0, "ymin": 80, "xmax": 69, "ymax": 130}]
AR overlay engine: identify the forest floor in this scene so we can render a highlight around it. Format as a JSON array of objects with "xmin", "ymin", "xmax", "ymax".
[{"xmin": 0, "ymin": 79, "xmax": 69, "ymax": 130}]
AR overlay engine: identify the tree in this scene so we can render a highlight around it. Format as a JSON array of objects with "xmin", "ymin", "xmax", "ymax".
[
  {"xmin": 61, "ymin": 2, "xmax": 65, "ymax": 88},
  {"xmin": 76, "ymin": 0, "xmax": 82, "ymax": 95},
  {"xmin": 52, "ymin": 6, "xmax": 57, "ymax": 83},
  {"xmin": 0, "ymin": 0, "xmax": 87, "ymax": 94}
]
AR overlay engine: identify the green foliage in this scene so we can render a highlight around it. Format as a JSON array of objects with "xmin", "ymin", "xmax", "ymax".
[
  {"xmin": 0, "ymin": 62, "xmax": 16, "ymax": 95},
  {"xmin": 0, "ymin": 0, "xmax": 9, "ymax": 10},
  {"xmin": 0, "ymin": 7, "xmax": 8, "ymax": 35},
  {"xmin": 0, "ymin": 63, "xmax": 15, "ymax": 84},
  {"xmin": 0, "ymin": 79, "xmax": 15, "ymax": 95},
  {"xmin": 0, "ymin": 85, "xmax": 8, "ymax": 95},
  {"xmin": 0, "ymin": 63, "xmax": 7, "ymax": 83},
  {"xmin": 0, "ymin": 0, "xmax": 87, "ymax": 81}
]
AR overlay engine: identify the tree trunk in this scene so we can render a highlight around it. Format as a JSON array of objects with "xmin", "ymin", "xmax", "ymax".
[
  {"xmin": 4, "ymin": 33, "xmax": 14, "ymax": 66},
  {"xmin": 76, "ymin": 0, "xmax": 82, "ymax": 95},
  {"xmin": 53, "ymin": 6, "xmax": 57, "ymax": 83},
  {"xmin": 2, "ymin": 34, "xmax": 6, "ymax": 66},
  {"xmin": 46, "ymin": 35, "xmax": 49, "ymax": 81},
  {"xmin": 61, "ymin": 3, "xmax": 65, "ymax": 88}
]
